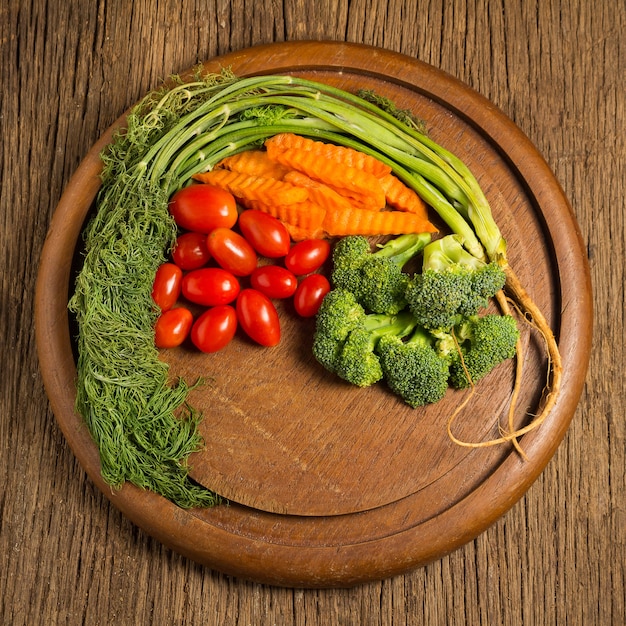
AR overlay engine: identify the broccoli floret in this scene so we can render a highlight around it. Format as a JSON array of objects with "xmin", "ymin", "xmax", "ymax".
[
  {"xmin": 330, "ymin": 236, "xmax": 372, "ymax": 300},
  {"xmin": 312, "ymin": 289, "xmax": 366, "ymax": 372},
  {"xmin": 332, "ymin": 311, "xmax": 417, "ymax": 387},
  {"xmin": 313, "ymin": 288, "xmax": 417, "ymax": 387},
  {"xmin": 333, "ymin": 326, "xmax": 384, "ymax": 387},
  {"xmin": 404, "ymin": 234, "xmax": 506, "ymax": 331},
  {"xmin": 331, "ymin": 233, "xmax": 431, "ymax": 314},
  {"xmin": 448, "ymin": 314, "xmax": 519, "ymax": 389},
  {"xmin": 405, "ymin": 268, "xmax": 472, "ymax": 331},
  {"xmin": 460, "ymin": 262, "xmax": 508, "ymax": 317},
  {"xmin": 377, "ymin": 325, "xmax": 451, "ymax": 407}
]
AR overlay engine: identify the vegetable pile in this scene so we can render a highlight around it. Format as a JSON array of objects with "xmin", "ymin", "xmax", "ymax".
[
  {"xmin": 312, "ymin": 233, "xmax": 519, "ymax": 409},
  {"xmin": 69, "ymin": 69, "xmax": 562, "ymax": 508}
]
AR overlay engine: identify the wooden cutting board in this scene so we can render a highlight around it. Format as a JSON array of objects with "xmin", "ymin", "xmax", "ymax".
[{"xmin": 35, "ymin": 41, "xmax": 592, "ymax": 588}]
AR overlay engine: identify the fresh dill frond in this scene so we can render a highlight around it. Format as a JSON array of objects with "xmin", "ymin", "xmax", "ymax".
[
  {"xmin": 70, "ymin": 175, "xmax": 221, "ymax": 508},
  {"xmin": 238, "ymin": 105, "xmax": 298, "ymax": 125},
  {"xmin": 356, "ymin": 88, "xmax": 428, "ymax": 134}
]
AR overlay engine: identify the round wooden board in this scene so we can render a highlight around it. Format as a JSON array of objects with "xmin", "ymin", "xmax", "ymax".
[{"xmin": 35, "ymin": 42, "xmax": 592, "ymax": 588}]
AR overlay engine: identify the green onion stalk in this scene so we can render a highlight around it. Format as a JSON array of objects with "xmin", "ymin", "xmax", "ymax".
[{"xmin": 69, "ymin": 69, "xmax": 562, "ymax": 507}]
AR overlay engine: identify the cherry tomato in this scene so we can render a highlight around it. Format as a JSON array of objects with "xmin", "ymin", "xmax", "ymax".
[
  {"xmin": 206, "ymin": 228, "xmax": 257, "ymax": 276},
  {"xmin": 168, "ymin": 184, "xmax": 238, "ymax": 233},
  {"xmin": 293, "ymin": 273, "xmax": 331, "ymax": 317},
  {"xmin": 171, "ymin": 231, "xmax": 211, "ymax": 270},
  {"xmin": 284, "ymin": 239, "xmax": 331, "ymax": 276},
  {"xmin": 236, "ymin": 289, "xmax": 281, "ymax": 347},
  {"xmin": 151, "ymin": 263, "xmax": 182, "ymax": 312},
  {"xmin": 154, "ymin": 307, "xmax": 193, "ymax": 349},
  {"xmin": 182, "ymin": 268, "xmax": 240, "ymax": 306},
  {"xmin": 191, "ymin": 305, "xmax": 237, "ymax": 353},
  {"xmin": 238, "ymin": 210, "xmax": 291, "ymax": 258},
  {"xmin": 250, "ymin": 265, "xmax": 298, "ymax": 299}
]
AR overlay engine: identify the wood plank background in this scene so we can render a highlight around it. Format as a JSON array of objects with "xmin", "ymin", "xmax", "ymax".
[{"xmin": 1, "ymin": 0, "xmax": 623, "ymax": 623}]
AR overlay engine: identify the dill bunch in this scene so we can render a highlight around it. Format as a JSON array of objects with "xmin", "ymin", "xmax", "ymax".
[
  {"xmin": 68, "ymin": 75, "xmax": 240, "ymax": 508},
  {"xmin": 70, "ymin": 179, "xmax": 221, "ymax": 508}
]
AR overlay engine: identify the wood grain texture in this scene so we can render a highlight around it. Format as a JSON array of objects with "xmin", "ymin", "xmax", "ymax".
[{"xmin": 1, "ymin": 0, "xmax": 623, "ymax": 623}]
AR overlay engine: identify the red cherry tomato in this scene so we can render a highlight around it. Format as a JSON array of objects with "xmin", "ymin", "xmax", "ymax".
[
  {"xmin": 171, "ymin": 231, "xmax": 211, "ymax": 270},
  {"xmin": 284, "ymin": 239, "xmax": 331, "ymax": 276},
  {"xmin": 151, "ymin": 263, "xmax": 182, "ymax": 312},
  {"xmin": 206, "ymin": 228, "xmax": 257, "ymax": 276},
  {"xmin": 238, "ymin": 210, "xmax": 291, "ymax": 258},
  {"xmin": 236, "ymin": 289, "xmax": 281, "ymax": 347},
  {"xmin": 191, "ymin": 305, "xmax": 237, "ymax": 353},
  {"xmin": 182, "ymin": 268, "xmax": 240, "ymax": 306},
  {"xmin": 168, "ymin": 184, "xmax": 238, "ymax": 233},
  {"xmin": 250, "ymin": 265, "xmax": 298, "ymax": 299},
  {"xmin": 154, "ymin": 307, "xmax": 193, "ymax": 348},
  {"xmin": 293, "ymin": 273, "xmax": 331, "ymax": 317}
]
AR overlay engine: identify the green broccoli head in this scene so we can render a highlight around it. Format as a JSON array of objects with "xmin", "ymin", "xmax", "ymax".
[
  {"xmin": 330, "ymin": 235, "xmax": 371, "ymax": 298},
  {"xmin": 312, "ymin": 289, "xmax": 366, "ymax": 372},
  {"xmin": 357, "ymin": 256, "xmax": 410, "ymax": 314},
  {"xmin": 449, "ymin": 314, "xmax": 520, "ymax": 389},
  {"xmin": 405, "ymin": 268, "xmax": 473, "ymax": 331},
  {"xmin": 377, "ymin": 328, "xmax": 450, "ymax": 407},
  {"xmin": 405, "ymin": 234, "xmax": 506, "ymax": 330},
  {"xmin": 313, "ymin": 290, "xmax": 417, "ymax": 387},
  {"xmin": 330, "ymin": 233, "xmax": 431, "ymax": 314},
  {"xmin": 459, "ymin": 262, "xmax": 507, "ymax": 317},
  {"xmin": 331, "ymin": 311, "xmax": 416, "ymax": 387},
  {"xmin": 334, "ymin": 326, "xmax": 384, "ymax": 387}
]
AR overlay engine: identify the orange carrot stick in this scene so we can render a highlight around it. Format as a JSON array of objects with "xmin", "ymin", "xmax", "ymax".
[
  {"xmin": 216, "ymin": 150, "xmax": 290, "ymax": 179},
  {"xmin": 192, "ymin": 169, "xmax": 308, "ymax": 206},
  {"xmin": 283, "ymin": 171, "xmax": 355, "ymax": 212},
  {"xmin": 322, "ymin": 207, "xmax": 438, "ymax": 237},
  {"xmin": 322, "ymin": 185, "xmax": 383, "ymax": 211},
  {"xmin": 265, "ymin": 133, "xmax": 392, "ymax": 177},
  {"xmin": 281, "ymin": 222, "xmax": 327, "ymax": 241},
  {"xmin": 239, "ymin": 199, "xmax": 327, "ymax": 233},
  {"xmin": 378, "ymin": 173, "xmax": 429, "ymax": 217},
  {"xmin": 267, "ymin": 147, "xmax": 386, "ymax": 209}
]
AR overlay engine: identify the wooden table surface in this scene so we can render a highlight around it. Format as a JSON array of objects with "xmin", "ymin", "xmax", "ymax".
[{"xmin": 2, "ymin": 0, "xmax": 623, "ymax": 624}]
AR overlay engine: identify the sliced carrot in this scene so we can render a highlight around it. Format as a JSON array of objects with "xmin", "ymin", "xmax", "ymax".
[
  {"xmin": 267, "ymin": 147, "xmax": 386, "ymax": 209},
  {"xmin": 284, "ymin": 170, "xmax": 382, "ymax": 212},
  {"xmin": 265, "ymin": 133, "xmax": 391, "ymax": 177},
  {"xmin": 281, "ymin": 222, "xmax": 327, "ymax": 241},
  {"xmin": 322, "ymin": 184, "xmax": 382, "ymax": 211},
  {"xmin": 192, "ymin": 169, "xmax": 308, "ymax": 206},
  {"xmin": 217, "ymin": 150, "xmax": 290, "ymax": 180},
  {"xmin": 271, "ymin": 200, "xmax": 326, "ymax": 232},
  {"xmin": 239, "ymin": 198, "xmax": 326, "ymax": 233},
  {"xmin": 378, "ymin": 173, "xmax": 429, "ymax": 217},
  {"xmin": 198, "ymin": 139, "xmax": 436, "ymax": 240},
  {"xmin": 322, "ymin": 207, "xmax": 438, "ymax": 237},
  {"xmin": 283, "ymin": 171, "xmax": 355, "ymax": 212}
]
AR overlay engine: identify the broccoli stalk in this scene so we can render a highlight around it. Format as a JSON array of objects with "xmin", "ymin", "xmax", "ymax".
[
  {"xmin": 377, "ymin": 325, "xmax": 451, "ymax": 407},
  {"xmin": 404, "ymin": 234, "xmax": 506, "ymax": 331},
  {"xmin": 331, "ymin": 233, "xmax": 432, "ymax": 314}
]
